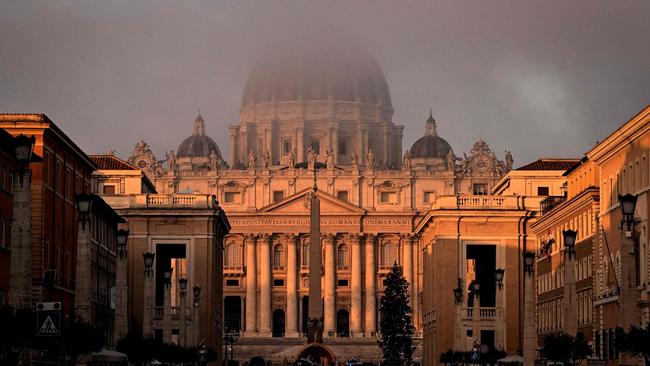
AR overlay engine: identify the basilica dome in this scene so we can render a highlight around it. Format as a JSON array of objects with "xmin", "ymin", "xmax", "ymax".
[
  {"xmin": 410, "ymin": 113, "xmax": 452, "ymax": 159},
  {"xmin": 241, "ymin": 40, "xmax": 392, "ymax": 108},
  {"xmin": 177, "ymin": 113, "xmax": 222, "ymax": 158}
]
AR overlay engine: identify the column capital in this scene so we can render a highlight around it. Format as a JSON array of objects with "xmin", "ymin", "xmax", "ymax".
[
  {"xmin": 364, "ymin": 233, "xmax": 378, "ymax": 243},
  {"xmin": 399, "ymin": 233, "xmax": 415, "ymax": 244},
  {"xmin": 243, "ymin": 233, "xmax": 257, "ymax": 245},
  {"xmin": 281, "ymin": 233, "xmax": 298, "ymax": 243},
  {"xmin": 321, "ymin": 232, "xmax": 336, "ymax": 243},
  {"xmin": 257, "ymin": 233, "xmax": 272, "ymax": 243},
  {"xmin": 346, "ymin": 233, "xmax": 362, "ymax": 244}
]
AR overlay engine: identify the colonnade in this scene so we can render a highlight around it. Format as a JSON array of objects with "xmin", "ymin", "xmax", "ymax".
[{"xmin": 241, "ymin": 232, "xmax": 418, "ymax": 338}]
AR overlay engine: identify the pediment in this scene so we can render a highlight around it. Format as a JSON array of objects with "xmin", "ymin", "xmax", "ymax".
[{"xmin": 259, "ymin": 188, "xmax": 366, "ymax": 215}]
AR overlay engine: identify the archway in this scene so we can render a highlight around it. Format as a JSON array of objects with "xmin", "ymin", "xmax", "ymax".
[
  {"xmin": 250, "ymin": 356, "xmax": 265, "ymax": 366},
  {"xmin": 272, "ymin": 309, "xmax": 285, "ymax": 337},
  {"xmin": 295, "ymin": 343, "xmax": 335, "ymax": 366},
  {"xmin": 336, "ymin": 309, "xmax": 349, "ymax": 337}
]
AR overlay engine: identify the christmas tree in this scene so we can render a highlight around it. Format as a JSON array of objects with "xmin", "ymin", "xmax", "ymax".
[{"xmin": 379, "ymin": 262, "xmax": 415, "ymax": 365}]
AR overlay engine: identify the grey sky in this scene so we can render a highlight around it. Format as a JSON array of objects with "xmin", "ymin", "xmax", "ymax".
[{"xmin": 1, "ymin": 1, "xmax": 649, "ymax": 166}]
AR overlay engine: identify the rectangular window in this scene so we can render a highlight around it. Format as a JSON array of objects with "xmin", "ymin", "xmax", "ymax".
[
  {"xmin": 338, "ymin": 140, "xmax": 348, "ymax": 156},
  {"xmin": 283, "ymin": 140, "xmax": 292, "ymax": 155},
  {"xmin": 337, "ymin": 279, "xmax": 349, "ymax": 287},
  {"xmin": 537, "ymin": 186, "xmax": 549, "ymax": 196},
  {"xmin": 336, "ymin": 191, "xmax": 349, "ymax": 202},
  {"xmin": 225, "ymin": 279, "xmax": 239, "ymax": 287},
  {"xmin": 473, "ymin": 183, "xmax": 488, "ymax": 195},
  {"xmin": 423, "ymin": 191, "xmax": 435, "ymax": 203},
  {"xmin": 311, "ymin": 139, "xmax": 320, "ymax": 154},
  {"xmin": 380, "ymin": 191, "xmax": 397, "ymax": 203},
  {"xmin": 273, "ymin": 190, "xmax": 284, "ymax": 203},
  {"xmin": 224, "ymin": 191, "xmax": 240, "ymax": 203},
  {"xmin": 103, "ymin": 185, "xmax": 116, "ymax": 195},
  {"xmin": 273, "ymin": 279, "xmax": 285, "ymax": 287}
]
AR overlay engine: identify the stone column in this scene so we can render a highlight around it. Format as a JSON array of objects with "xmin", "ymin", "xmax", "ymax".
[
  {"xmin": 258, "ymin": 233, "xmax": 272, "ymax": 336},
  {"xmin": 8, "ymin": 171, "xmax": 32, "ymax": 309},
  {"xmin": 74, "ymin": 219, "xmax": 92, "ymax": 322},
  {"xmin": 114, "ymin": 253, "xmax": 128, "ymax": 343},
  {"xmin": 523, "ymin": 268, "xmax": 536, "ymax": 365},
  {"xmin": 323, "ymin": 233, "xmax": 336, "ymax": 336},
  {"xmin": 365, "ymin": 234, "xmax": 377, "ymax": 335},
  {"xmin": 180, "ymin": 290, "xmax": 187, "ymax": 347},
  {"xmin": 240, "ymin": 125, "xmax": 248, "ymax": 163},
  {"xmin": 563, "ymin": 254, "xmax": 577, "ymax": 336},
  {"xmin": 619, "ymin": 229, "xmax": 640, "ymax": 344},
  {"xmin": 143, "ymin": 271, "xmax": 154, "ymax": 337},
  {"xmin": 330, "ymin": 123, "xmax": 339, "ymax": 163},
  {"xmin": 244, "ymin": 234, "xmax": 257, "ymax": 336},
  {"xmin": 229, "ymin": 127, "xmax": 238, "ymax": 168},
  {"xmin": 350, "ymin": 234, "xmax": 363, "ymax": 336},
  {"xmin": 285, "ymin": 234, "xmax": 299, "ymax": 337},
  {"xmin": 401, "ymin": 234, "xmax": 414, "ymax": 305},
  {"xmin": 297, "ymin": 127, "xmax": 304, "ymax": 162}
]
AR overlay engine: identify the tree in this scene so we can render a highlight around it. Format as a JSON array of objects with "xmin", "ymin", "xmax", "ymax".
[
  {"xmin": 59, "ymin": 320, "xmax": 105, "ymax": 365},
  {"xmin": 541, "ymin": 332, "xmax": 574, "ymax": 363},
  {"xmin": 572, "ymin": 331, "xmax": 592, "ymax": 361},
  {"xmin": 615, "ymin": 324, "xmax": 650, "ymax": 365},
  {"xmin": 379, "ymin": 262, "xmax": 415, "ymax": 365}
]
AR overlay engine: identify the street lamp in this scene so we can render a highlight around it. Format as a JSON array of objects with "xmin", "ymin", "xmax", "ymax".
[
  {"xmin": 224, "ymin": 328, "xmax": 239, "ymax": 365},
  {"xmin": 13, "ymin": 134, "xmax": 36, "ymax": 182},
  {"xmin": 193, "ymin": 284, "xmax": 201, "ymax": 307},
  {"xmin": 76, "ymin": 193, "xmax": 93, "ymax": 229},
  {"xmin": 562, "ymin": 229, "xmax": 577, "ymax": 259},
  {"xmin": 494, "ymin": 268, "xmax": 505, "ymax": 290},
  {"xmin": 116, "ymin": 229, "xmax": 129, "ymax": 258},
  {"xmin": 143, "ymin": 252, "xmax": 155, "ymax": 277},
  {"xmin": 523, "ymin": 251, "xmax": 535, "ymax": 277},
  {"xmin": 453, "ymin": 278, "xmax": 463, "ymax": 305},
  {"xmin": 163, "ymin": 267, "xmax": 173, "ymax": 289},
  {"xmin": 618, "ymin": 194, "xmax": 638, "ymax": 234},
  {"xmin": 179, "ymin": 277, "xmax": 188, "ymax": 296},
  {"xmin": 471, "ymin": 280, "xmax": 481, "ymax": 297}
]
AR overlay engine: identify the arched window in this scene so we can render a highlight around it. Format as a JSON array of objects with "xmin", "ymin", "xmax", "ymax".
[
  {"xmin": 273, "ymin": 244, "xmax": 285, "ymax": 269},
  {"xmin": 337, "ymin": 244, "xmax": 349, "ymax": 269},
  {"xmin": 380, "ymin": 241, "xmax": 396, "ymax": 267},
  {"xmin": 225, "ymin": 242, "xmax": 242, "ymax": 268}
]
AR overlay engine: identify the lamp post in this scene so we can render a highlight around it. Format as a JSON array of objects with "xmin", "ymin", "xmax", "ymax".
[
  {"xmin": 617, "ymin": 194, "xmax": 639, "ymax": 348},
  {"xmin": 74, "ymin": 193, "xmax": 94, "ymax": 323},
  {"xmin": 522, "ymin": 251, "xmax": 536, "ymax": 365},
  {"xmin": 142, "ymin": 252, "xmax": 155, "ymax": 337},
  {"xmin": 114, "ymin": 229, "xmax": 129, "ymax": 342},
  {"xmin": 471, "ymin": 280, "xmax": 480, "ymax": 351},
  {"xmin": 162, "ymin": 267, "xmax": 173, "ymax": 343},
  {"xmin": 562, "ymin": 229, "xmax": 578, "ymax": 336},
  {"xmin": 178, "ymin": 277, "xmax": 188, "ymax": 347},
  {"xmin": 494, "ymin": 268, "xmax": 505, "ymax": 290},
  {"xmin": 494, "ymin": 268, "xmax": 505, "ymax": 349},
  {"xmin": 193, "ymin": 284, "xmax": 201, "ymax": 345},
  {"xmin": 8, "ymin": 135, "xmax": 37, "ymax": 309}
]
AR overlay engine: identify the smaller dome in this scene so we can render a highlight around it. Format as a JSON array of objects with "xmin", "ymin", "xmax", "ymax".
[
  {"xmin": 176, "ymin": 112, "xmax": 222, "ymax": 158},
  {"xmin": 409, "ymin": 112, "xmax": 452, "ymax": 158},
  {"xmin": 177, "ymin": 135, "xmax": 221, "ymax": 158},
  {"xmin": 410, "ymin": 135, "xmax": 452, "ymax": 158}
]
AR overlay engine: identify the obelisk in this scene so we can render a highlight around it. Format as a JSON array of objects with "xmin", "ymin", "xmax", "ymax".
[{"xmin": 307, "ymin": 169, "xmax": 323, "ymax": 343}]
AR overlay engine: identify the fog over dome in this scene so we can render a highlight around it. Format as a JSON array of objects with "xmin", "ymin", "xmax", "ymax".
[{"xmin": 241, "ymin": 40, "xmax": 392, "ymax": 108}]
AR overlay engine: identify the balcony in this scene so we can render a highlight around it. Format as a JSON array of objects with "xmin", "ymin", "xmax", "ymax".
[
  {"xmin": 461, "ymin": 307, "xmax": 497, "ymax": 321},
  {"xmin": 431, "ymin": 195, "xmax": 542, "ymax": 210},
  {"xmin": 540, "ymin": 196, "xmax": 566, "ymax": 214}
]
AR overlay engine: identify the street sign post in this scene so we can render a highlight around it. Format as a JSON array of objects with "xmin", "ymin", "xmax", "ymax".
[{"xmin": 36, "ymin": 302, "xmax": 61, "ymax": 337}]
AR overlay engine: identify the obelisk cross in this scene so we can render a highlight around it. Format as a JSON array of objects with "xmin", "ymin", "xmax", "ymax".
[{"xmin": 307, "ymin": 166, "xmax": 323, "ymax": 343}]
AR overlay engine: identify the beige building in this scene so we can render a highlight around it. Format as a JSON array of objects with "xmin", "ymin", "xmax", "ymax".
[
  {"xmin": 124, "ymin": 42, "xmax": 513, "ymax": 363},
  {"xmin": 416, "ymin": 158, "xmax": 577, "ymax": 365}
]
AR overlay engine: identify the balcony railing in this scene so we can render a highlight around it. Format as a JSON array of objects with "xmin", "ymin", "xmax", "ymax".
[
  {"xmin": 462, "ymin": 307, "xmax": 497, "ymax": 320},
  {"xmin": 540, "ymin": 196, "xmax": 566, "ymax": 214},
  {"xmin": 154, "ymin": 306, "xmax": 163, "ymax": 320}
]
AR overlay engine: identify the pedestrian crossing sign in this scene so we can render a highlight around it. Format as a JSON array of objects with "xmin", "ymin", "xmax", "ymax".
[{"xmin": 36, "ymin": 303, "xmax": 61, "ymax": 337}]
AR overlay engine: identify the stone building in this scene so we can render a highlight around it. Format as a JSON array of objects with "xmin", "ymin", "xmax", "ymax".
[
  {"xmin": 0, "ymin": 128, "xmax": 18, "ymax": 307},
  {"xmin": 500, "ymin": 105, "xmax": 648, "ymax": 365},
  {"xmin": 416, "ymin": 159, "xmax": 576, "ymax": 364},
  {"xmin": 126, "ymin": 42, "xmax": 513, "ymax": 362},
  {"xmin": 0, "ymin": 114, "xmax": 96, "ymax": 318},
  {"xmin": 92, "ymin": 154, "xmax": 231, "ymax": 363}
]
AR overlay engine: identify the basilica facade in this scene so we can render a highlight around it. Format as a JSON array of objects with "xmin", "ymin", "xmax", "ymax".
[{"xmin": 126, "ymin": 43, "xmax": 512, "ymax": 361}]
